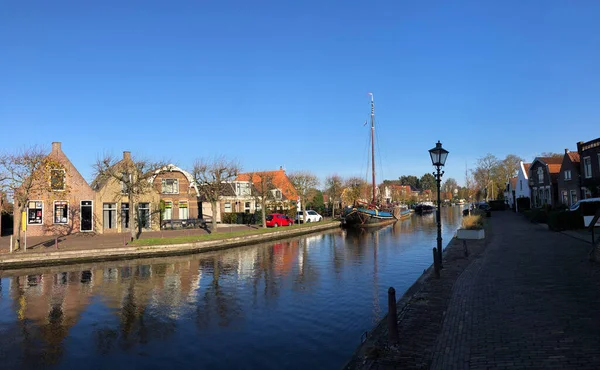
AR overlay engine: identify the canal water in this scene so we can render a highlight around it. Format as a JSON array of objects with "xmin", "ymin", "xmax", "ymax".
[{"xmin": 0, "ymin": 207, "xmax": 464, "ymax": 370}]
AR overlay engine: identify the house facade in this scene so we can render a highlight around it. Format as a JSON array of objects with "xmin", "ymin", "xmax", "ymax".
[
  {"xmin": 577, "ymin": 137, "xmax": 600, "ymax": 198},
  {"xmin": 529, "ymin": 157, "xmax": 562, "ymax": 208},
  {"xmin": 15, "ymin": 142, "xmax": 96, "ymax": 237},
  {"xmin": 557, "ymin": 149, "xmax": 581, "ymax": 207},
  {"xmin": 236, "ymin": 168, "xmax": 298, "ymax": 214},
  {"xmin": 151, "ymin": 165, "xmax": 201, "ymax": 223},
  {"xmin": 92, "ymin": 151, "xmax": 160, "ymax": 234}
]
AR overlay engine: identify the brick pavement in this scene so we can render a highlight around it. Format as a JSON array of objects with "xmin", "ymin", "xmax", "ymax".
[{"xmin": 431, "ymin": 211, "xmax": 600, "ymax": 369}]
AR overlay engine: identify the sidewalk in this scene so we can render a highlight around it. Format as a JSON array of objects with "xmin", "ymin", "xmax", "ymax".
[
  {"xmin": 431, "ymin": 212, "xmax": 600, "ymax": 369},
  {"xmin": 0, "ymin": 224, "xmax": 255, "ymax": 255}
]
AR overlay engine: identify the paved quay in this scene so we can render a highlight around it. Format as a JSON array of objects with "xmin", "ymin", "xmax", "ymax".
[
  {"xmin": 0, "ymin": 222, "xmax": 340, "ymax": 270},
  {"xmin": 346, "ymin": 211, "xmax": 600, "ymax": 370}
]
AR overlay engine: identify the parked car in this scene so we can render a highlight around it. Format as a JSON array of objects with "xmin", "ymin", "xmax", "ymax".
[
  {"xmin": 265, "ymin": 213, "xmax": 294, "ymax": 227},
  {"xmin": 568, "ymin": 197, "xmax": 600, "ymax": 227},
  {"xmin": 296, "ymin": 210, "xmax": 323, "ymax": 223}
]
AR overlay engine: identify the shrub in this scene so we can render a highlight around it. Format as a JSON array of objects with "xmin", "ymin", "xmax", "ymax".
[
  {"xmin": 548, "ymin": 210, "xmax": 584, "ymax": 231},
  {"xmin": 221, "ymin": 213, "xmax": 237, "ymax": 224},
  {"xmin": 462, "ymin": 215, "xmax": 483, "ymax": 230},
  {"xmin": 516, "ymin": 197, "xmax": 531, "ymax": 212},
  {"xmin": 524, "ymin": 208, "xmax": 548, "ymax": 223}
]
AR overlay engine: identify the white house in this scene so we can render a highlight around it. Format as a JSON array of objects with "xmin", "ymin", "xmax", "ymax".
[{"xmin": 514, "ymin": 161, "xmax": 531, "ymax": 211}]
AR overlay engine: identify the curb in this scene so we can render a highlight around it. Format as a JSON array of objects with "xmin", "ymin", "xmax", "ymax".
[{"xmin": 0, "ymin": 222, "xmax": 340, "ymax": 270}]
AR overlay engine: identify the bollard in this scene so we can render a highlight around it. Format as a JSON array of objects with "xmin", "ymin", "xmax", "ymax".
[
  {"xmin": 463, "ymin": 240, "xmax": 469, "ymax": 257},
  {"xmin": 55, "ymin": 237, "xmax": 58, "ymax": 250},
  {"xmin": 387, "ymin": 287, "xmax": 400, "ymax": 345},
  {"xmin": 433, "ymin": 247, "xmax": 440, "ymax": 278},
  {"xmin": 9, "ymin": 235, "xmax": 13, "ymax": 253}
]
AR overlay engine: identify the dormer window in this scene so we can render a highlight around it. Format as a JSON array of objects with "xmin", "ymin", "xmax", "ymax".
[
  {"xmin": 161, "ymin": 179, "xmax": 179, "ymax": 194},
  {"xmin": 271, "ymin": 189, "xmax": 282, "ymax": 200},
  {"xmin": 564, "ymin": 170, "xmax": 571, "ymax": 181},
  {"xmin": 50, "ymin": 169, "xmax": 65, "ymax": 191},
  {"xmin": 537, "ymin": 167, "xmax": 544, "ymax": 183},
  {"xmin": 235, "ymin": 182, "xmax": 251, "ymax": 196}
]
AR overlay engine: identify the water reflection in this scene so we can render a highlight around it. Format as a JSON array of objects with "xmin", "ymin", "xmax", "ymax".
[{"xmin": 0, "ymin": 207, "xmax": 463, "ymax": 370}]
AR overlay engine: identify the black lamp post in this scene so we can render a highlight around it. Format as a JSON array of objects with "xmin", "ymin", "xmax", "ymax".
[{"xmin": 429, "ymin": 140, "xmax": 449, "ymax": 269}]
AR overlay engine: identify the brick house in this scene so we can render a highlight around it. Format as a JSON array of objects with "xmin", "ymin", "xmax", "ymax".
[
  {"xmin": 529, "ymin": 157, "xmax": 562, "ymax": 208},
  {"xmin": 91, "ymin": 151, "xmax": 160, "ymax": 234},
  {"xmin": 150, "ymin": 165, "xmax": 201, "ymax": 224},
  {"xmin": 577, "ymin": 137, "xmax": 600, "ymax": 198},
  {"xmin": 236, "ymin": 168, "xmax": 298, "ymax": 213},
  {"xmin": 557, "ymin": 149, "xmax": 581, "ymax": 207},
  {"xmin": 14, "ymin": 142, "xmax": 96, "ymax": 236}
]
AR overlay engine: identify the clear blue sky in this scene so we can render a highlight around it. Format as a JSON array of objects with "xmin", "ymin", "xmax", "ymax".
[{"xmin": 2, "ymin": 1, "xmax": 599, "ymax": 187}]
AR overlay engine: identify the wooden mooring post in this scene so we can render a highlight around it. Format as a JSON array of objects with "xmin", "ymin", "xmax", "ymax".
[{"xmin": 387, "ymin": 287, "xmax": 399, "ymax": 345}]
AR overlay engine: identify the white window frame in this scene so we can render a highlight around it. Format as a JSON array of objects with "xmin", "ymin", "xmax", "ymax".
[
  {"xmin": 561, "ymin": 191, "xmax": 568, "ymax": 205},
  {"xmin": 103, "ymin": 203, "xmax": 117, "ymax": 229},
  {"xmin": 224, "ymin": 202, "xmax": 232, "ymax": 213},
  {"xmin": 80, "ymin": 200, "xmax": 94, "ymax": 232},
  {"xmin": 537, "ymin": 167, "xmax": 544, "ymax": 183},
  {"xmin": 583, "ymin": 156, "xmax": 592, "ymax": 178},
  {"xmin": 179, "ymin": 200, "xmax": 189, "ymax": 219},
  {"xmin": 50, "ymin": 168, "xmax": 66, "ymax": 191},
  {"xmin": 53, "ymin": 201, "xmax": 69, "ymax": 224},
  {"xmin": 27, "ymin": 200, "xmax": 44, "ymax": 225},
  {"xmin": 570, "ymin": 190, "xmax": 577, "ymax": 206},
  {"xmin": 564, "ymin": 170, "xmax": 571, "ymax": 181},
  {"xmin": 164, "ymin": 201, "xmax": 173, "ymax": 220},
  {"xmin": 161, "ymin": 179, "xmax": 179, "ymax": 194}
]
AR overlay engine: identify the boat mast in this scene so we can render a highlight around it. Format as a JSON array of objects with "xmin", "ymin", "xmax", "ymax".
[{"xmin": 370, "ymin": 93, "xmax": 376, "ymax": 204}]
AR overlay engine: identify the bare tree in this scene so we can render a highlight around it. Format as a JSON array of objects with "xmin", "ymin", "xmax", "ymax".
[
  {"xmin": 342, "ymin": 176, "xmax": 368, "ymax": 206},
  {"xmin": 93, "ymin": 153, "xmax": 168, "ymax": 240},
  {"xmin": 325, "ymin": 175, "xmax": 343, "ymax": 218},
  {"xmin": 0, "ymin": 146, "xmax": 65, "ymax": 249},
  {"xmin": 288, "ymin": 171, "xmax": 319, "ymax": 223},
  {"xmin": 473, "ymin": 154, "xmax": 500, "ymax": 200},
  {"xmin": 442, "ymin": 178, "xmax": 458, "ymax": 194},
  {"xmin": 244, "ymin": 171, "xmax": 276, "ymax": 228},
  {"xmin": 192, "ymin": 156, "xmax": 241, "ymax": 231}
]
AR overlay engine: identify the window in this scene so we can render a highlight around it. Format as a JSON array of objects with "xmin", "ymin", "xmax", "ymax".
[
  {"xmin": 545, "ymin": 189, "xmax": 550, "ymax": 205},
  {"xmin": 537, "ymin": 167, "xmax": 544, "ymax": 183},
  {"xmin": 139, "ymin": 203, "xmax": 151, "ymax": 228},
  {"xmin": 583, "ymin": 157, "xmax": 592, "ymax": 178},
  {"xmin": 179, "ymin": 201, "xmax": 189, "ymax": 219},
  {"xmin": 121, "ymin": 203, "xmax": 130, "ymax": 229},
  {"xmin": 564, "ymin": 170, "xmax": 571, "ymax": 181},
  {"xmin": 121, "ymin": 172, "xmax": 129, "ymax": 194},
  {"xmin": 224, "ymin": 202, "xmax": 232, "ymax": 213},
  {"xmin": 53, "ymin": 201, "xmax": 68, "ymax": 224},
  {"xmin": 103, "ymin": 203, "xmax": 117, "ymax": 229},
  {"xmin": 561, "ymin": 191, "xmax": 568, "ymax": 205},
  {"xmin": 583, "ymin": 187, "xmax": 592, "ymax": 199},
  {"xmin": 520, "ymin": 180, "xmax": 522, "ymax": 191},
  {"xmin": 570, "ymin": 190, "xmax": 577, "ymax": 206},
  {"xmin": 27, "ymin": 201, "xmax": 43, "ymax": 224},
  {"xmin": 164, "ymin": 201, "xmax": 172, "ymax": 220},
  {"xmin": 236, "ymin": 182, "xmax": 251, "ymax": 196},
  {"xmin": 272, "ymin": 189, "xmax": 282, "ymax": 200},
  {"xmin": 161, "ymin": 179, "xmax": 179, "ymax": 194},
  {"xmin": 245, "ymin": 201, "xmax": 251, "ymax": 213},
  {"xmin": 50, "ymin": 169, "xmax": 65, "ymax": 190}
]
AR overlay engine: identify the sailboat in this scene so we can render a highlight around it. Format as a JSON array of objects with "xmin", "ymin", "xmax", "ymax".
[{"xmin": 341, "ymin": 93, "xmax": 411, "ymax": 228}]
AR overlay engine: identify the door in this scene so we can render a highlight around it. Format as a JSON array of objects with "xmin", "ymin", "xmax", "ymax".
[{"xmin": 81, "ymin": 201, "xmax": 93, "ymax": 232}]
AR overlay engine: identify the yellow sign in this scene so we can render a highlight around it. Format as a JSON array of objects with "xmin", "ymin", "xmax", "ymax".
[{"xmin": 21, "ymin": 212, "xmax": 27, "ymax": 231}]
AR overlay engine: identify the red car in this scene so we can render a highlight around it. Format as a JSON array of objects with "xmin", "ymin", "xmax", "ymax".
[{"xmin": 265, "ymin": 213, "xmax": 294, "ymax": 227}]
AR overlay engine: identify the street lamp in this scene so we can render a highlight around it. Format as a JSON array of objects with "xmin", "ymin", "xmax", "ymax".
[{"xmin": 429, "ymin": 140, "xmax": 449, "ymax": 269}]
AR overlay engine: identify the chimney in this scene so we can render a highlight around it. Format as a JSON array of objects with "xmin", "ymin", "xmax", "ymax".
[
  {"xmin": 123, "ymin": 151, "xmax": 131, "ymax": 161},
  {"xmin": 565, "ymin": 148, "xmax": 569, "ymax": 154},
  {"xmin": 280, "ymin": 166, "xmax": 283, "ymax": 170},
  {"xmin": 51, "ymin": 142, "xmax": 62, "ymax": 153}
]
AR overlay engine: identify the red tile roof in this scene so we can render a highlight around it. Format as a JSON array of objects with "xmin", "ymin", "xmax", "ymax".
[
  {"xmin": 567, "ymin": 152, "xmax": 580, "ymax": 163},
  {"xmin": 539, "ymin": 156, "xmax": 563, "ymax": 165},
  {"xmin": 509, "ymin": 177, "xmax": 517, "ymax": 189},
  {"xmin": 523, "ymin": 163, "xmax": 531, "ymax": 173},
  {"xmin": 236, "ymin": 169, "xmax": 298, "ymax": 201}
]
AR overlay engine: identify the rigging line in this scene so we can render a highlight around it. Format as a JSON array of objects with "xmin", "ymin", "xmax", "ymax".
[{"xmin": 361, "ymin": 113, "xmax": 371, "ymax": 183}]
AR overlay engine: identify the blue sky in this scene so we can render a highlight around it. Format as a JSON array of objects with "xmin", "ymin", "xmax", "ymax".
[{"xmin": 2, "ymin": 1, "xmax": 599, "ymax": 187}]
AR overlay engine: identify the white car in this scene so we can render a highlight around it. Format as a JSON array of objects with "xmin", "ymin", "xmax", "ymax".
[{"xmin": 296, "ymin": 210, "xmax": 323, "ymax": 223}]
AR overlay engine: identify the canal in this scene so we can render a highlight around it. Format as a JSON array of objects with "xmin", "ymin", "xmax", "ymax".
[{"xmin": 0, "ymin": 207, "xmax": 464, "ymax": 369}]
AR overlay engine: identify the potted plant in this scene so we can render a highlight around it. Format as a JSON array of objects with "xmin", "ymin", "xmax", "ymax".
[{"xmin": 456, "ymin": 214, "xmax": 485, "ymax": 239}]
